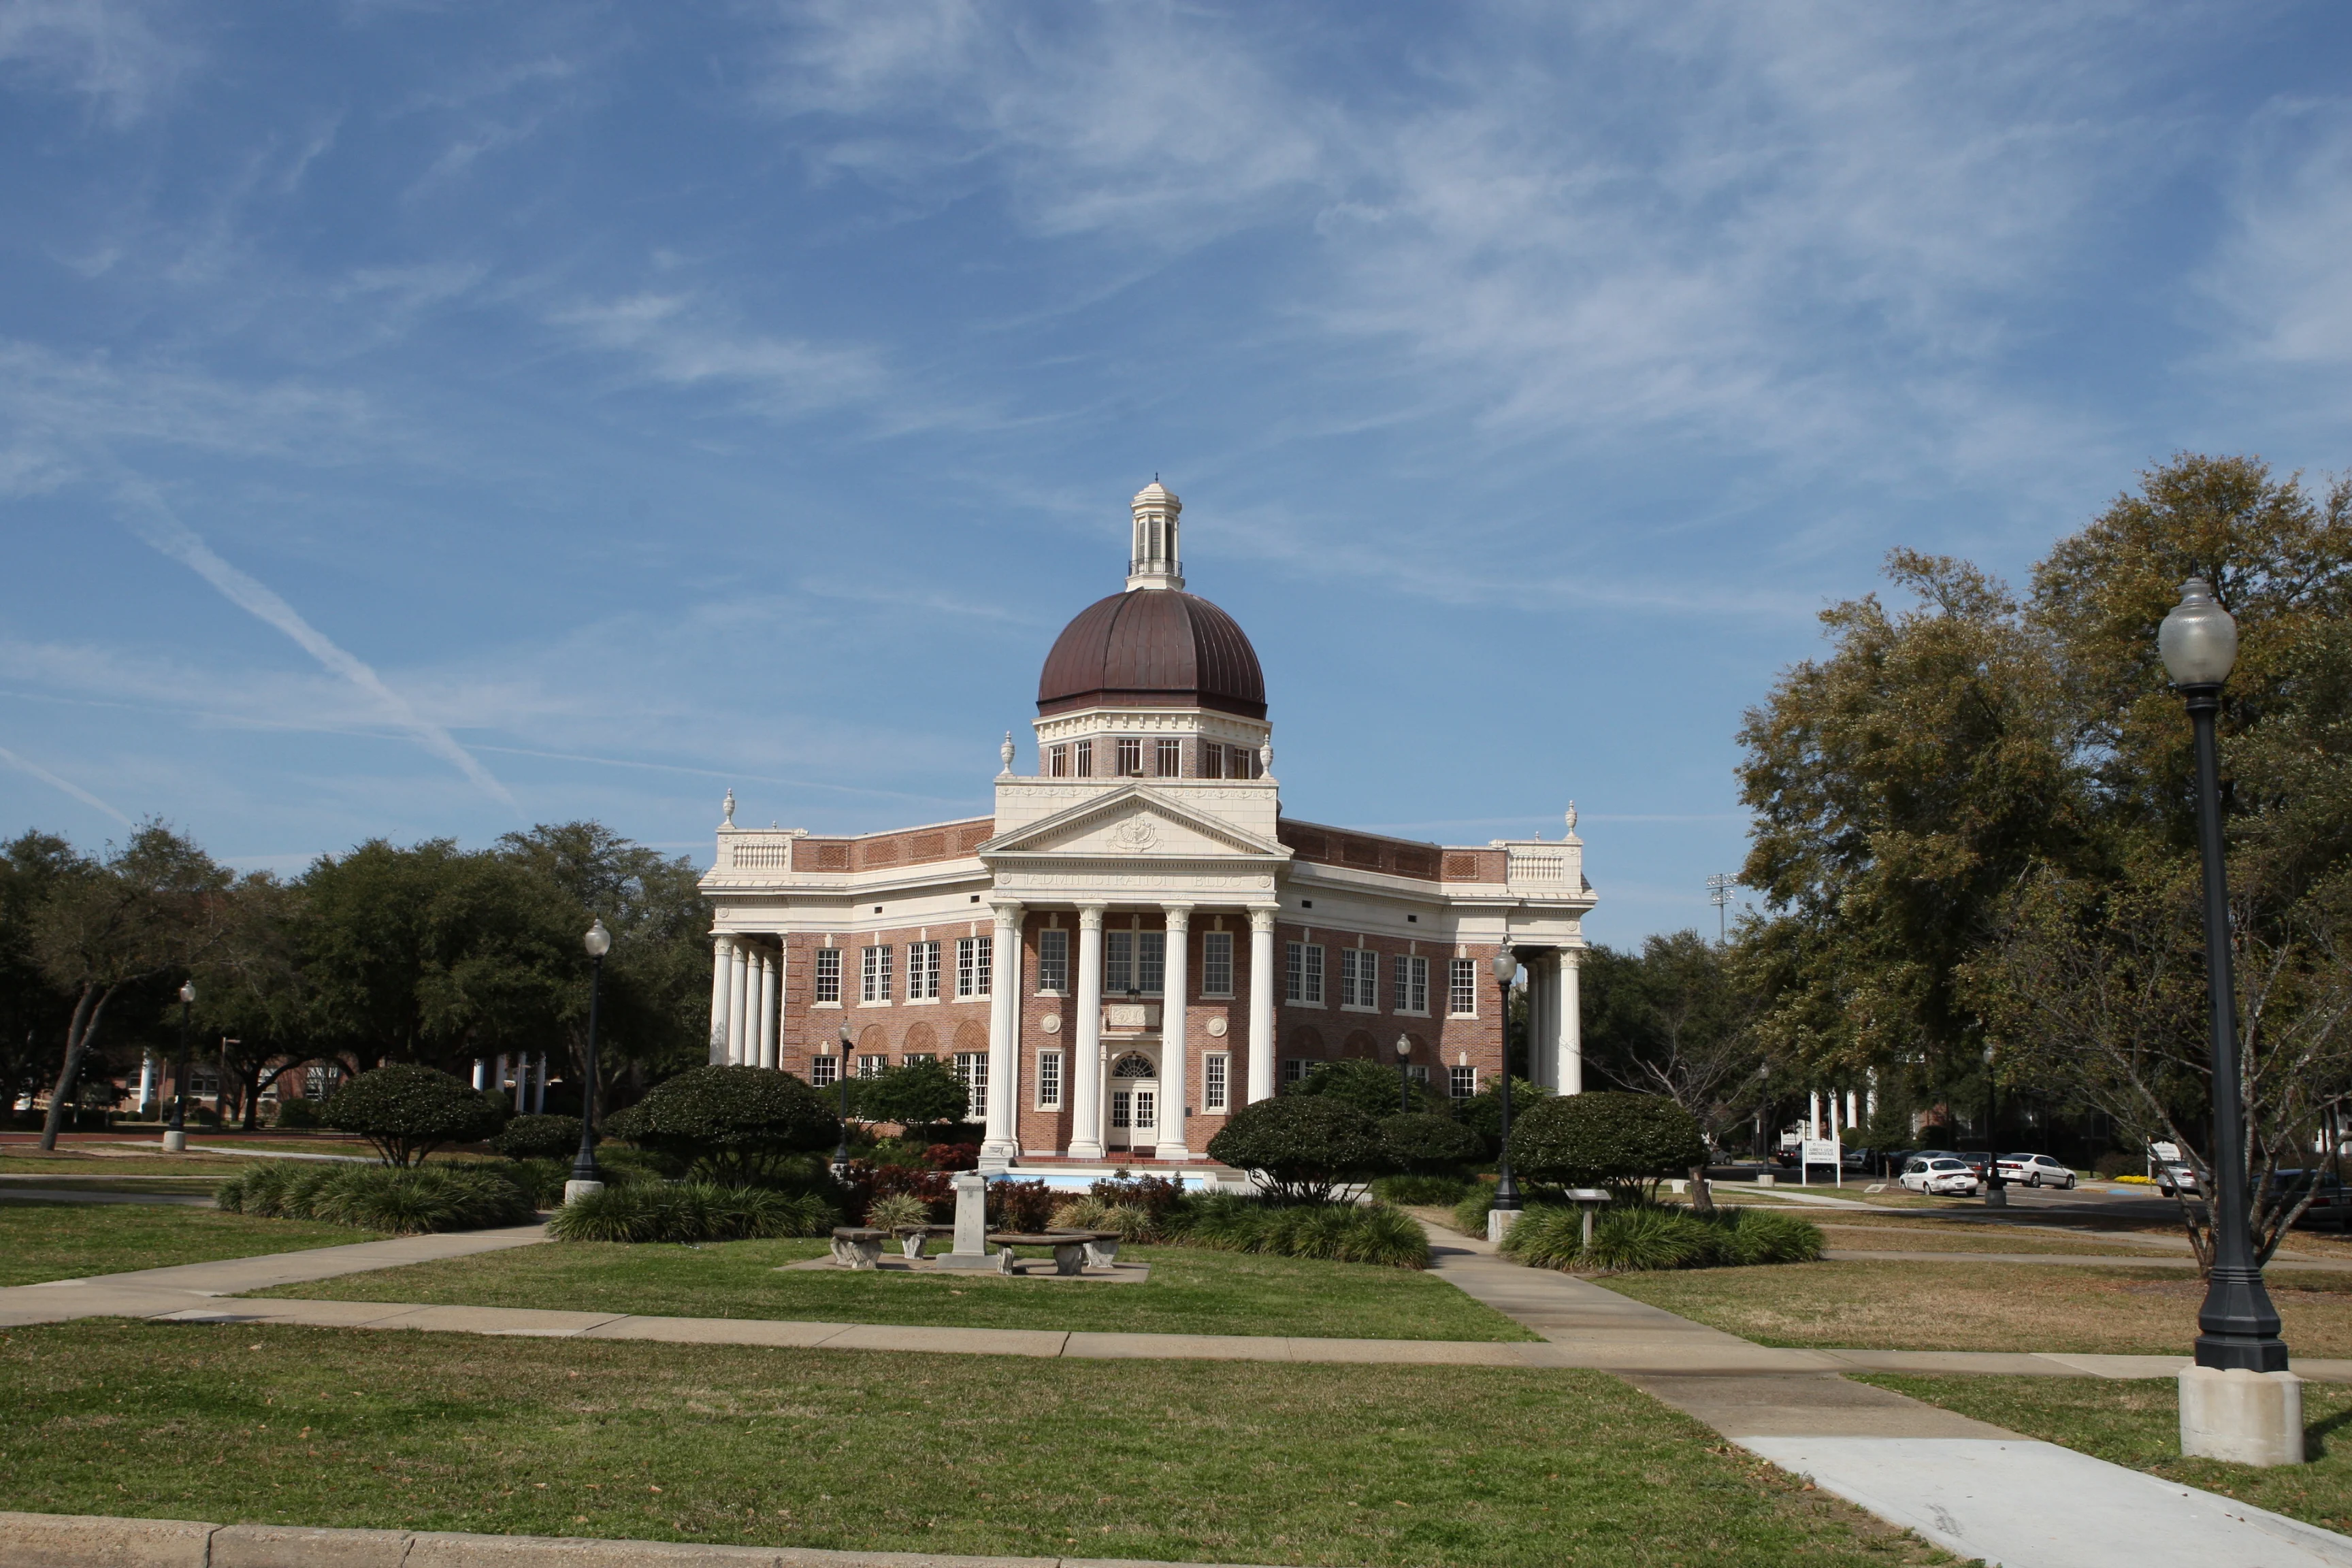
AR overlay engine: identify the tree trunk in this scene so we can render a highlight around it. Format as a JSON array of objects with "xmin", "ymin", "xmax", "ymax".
[
  {"xmin": 1688, "ymin": 1164, "xmax": 1714, "ymax": 1214},
  {"xmin": 38, "ymin": 984, "xmax": 110, "ymax": 1152}
]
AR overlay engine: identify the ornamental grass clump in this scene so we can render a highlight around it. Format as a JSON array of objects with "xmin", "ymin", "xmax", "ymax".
[
  {"xmin": 1165, "ymin": 1194, "xmax": 1429, "ymax": 1269},
  {"xmin": 1047, "ymin": 1197, "xmax": 1155, "ymax": 1241},
  {"xmin": 546, "ymin": 1181, "xmax": 836, "ymax": 1244},
  {"xmin": 1497, "ymin": 1200, "xmax": 1825, "ymax": 1273},
  {"xmin": 214, "ymin": 1161, "xmax": 535, "ymax": 1235}
]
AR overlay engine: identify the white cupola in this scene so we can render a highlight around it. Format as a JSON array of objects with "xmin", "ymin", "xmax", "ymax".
[{"xmin": 1126, "ymin": 480, "xmax": 1183, "ymax": 591}]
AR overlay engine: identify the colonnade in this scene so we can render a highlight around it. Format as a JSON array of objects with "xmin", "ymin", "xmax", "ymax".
[
  {"xmin": 708, "ymin": 935, "xmax": 781, "ymax": 1068},
  {"xmin": 469, "ymin": 1053, "xmax": 548, "ymax": 1113},
  {"xmin": 1518, "ymin": 947, "xmax": 1584, "ymax": 1095}
]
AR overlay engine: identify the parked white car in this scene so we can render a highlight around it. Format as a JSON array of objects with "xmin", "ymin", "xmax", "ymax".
[
  {"xmin": 2157, "ymin": 1163, "xmax": 2201, "ymax": 1198},
  {"xmin": 1901, "ymin": 1156, "xmax": 1981, "ymax": 1196},
  {"xmin": 1995, "ymin": 1153, "xmax": 2078, "ymax": 1190}
]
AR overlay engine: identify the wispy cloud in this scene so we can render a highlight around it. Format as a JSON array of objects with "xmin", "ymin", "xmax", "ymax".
[
  {"xmin": 114, "ymin": 483, "xmax": 518, "ymax": 808},
  {"xmin": 0, "ymin": 0, "xmax": 197, "ymax": 129},
  {"xmin": 549, "ymin": 292, "xmax": 893, "ymax": 416},
  {"xmin": 2200, "ymin": 97, "xmax": 2352, "ymax": 374},
  {"xmin": 0, "ymin": 744, "xmax": 130, "ymax": 823}
]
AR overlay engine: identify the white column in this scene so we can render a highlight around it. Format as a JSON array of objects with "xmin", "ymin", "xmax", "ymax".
[
  {"xmin": 137, "ymin": 1053, "xmax": 156, "ymax": 1115},
  {"xmin": 757, "ymin": 947, "xmax": 779, "ymax": 1070},
  {"xmin": 1157, "ymin": 905, "xmax": 1192, "ymax": 1161},
  {"xmin": 533, "ymin": 1054, "xmax": 547, "ymax": 1114},
  {"xmin": 1866, "ymin": 1071, "xmax": 1879, "ymax": 1122},
  {"xmin": 1070, "ymin": 905, "xmax": 1107, "ymax": 1160},
  {"xmin": 1809, "ymin": 1089, "xmax": 1822, "ymax": 1139},
  {"xmin": 708, "ymin": 936, "xmax": 732, "ymax": 1065},
  {"xmin": 728, "ymin": 940, "xmax": 751, "ymax": 1065},
  {"xmin": 1846, "ymin": 1089, "xmax": 1859, "ymax": 1128},
  {"xmin": 981, "ymin": 901, "xmax": 1024, "ymax": 1167},
  {"xmin": 1246, "ymin": 909, "xmax": 1277, "ymax": 1104},
  {"xmin": 472, "ymin": 1058, "xmax": 487, "ymax": 1091},
  {"xmin": 494, "ymin": 1054, "xmax": 509, "ymax": 1109},
  {"xmin": 1559, "ymin": 949, "xmax": 1582, "ymax": 1095}
]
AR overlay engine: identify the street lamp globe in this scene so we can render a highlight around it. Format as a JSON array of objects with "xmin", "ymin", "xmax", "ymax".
[
  {"xmin": 179, "ymin": 981, "xmax": 195, "ymax": 1005},
  {"xmin": 583, "ymin": 917, "xmax": 612, "ymax": 959},
  {"xmin": 2159, "ymin": 578, "xmax": 2238, "ymax": 688},
  {"xmin": 1491, "ymin": 947, "xmax": 1518, "ymax": 985},
  {"xmin": 1394, "ymin": 1035, "xmax": 1411, "ymax": 1062}
]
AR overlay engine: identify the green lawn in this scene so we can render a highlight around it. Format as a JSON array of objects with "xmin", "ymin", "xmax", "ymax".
[
  {"xmin": 1857, "ymin": 1373, "xmax": 2352, "ymax": 1535},
  {"xmin": 0, "ymin": 1202, "xmax": 377, "ymax": 1287},
  {"xmin": 0, "ymin": 1320, "xmax": 1947, "ymax": 1567},
  {"xmin": 246, "ymin": 1239, "xmax": 1541, "ymax": 1342},
  {"xmin": 1601, "ymin": 1259, "xmax": 2352, "ymax": 1356}
]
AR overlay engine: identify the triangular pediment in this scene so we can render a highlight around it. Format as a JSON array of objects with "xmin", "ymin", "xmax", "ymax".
[{"xmin": 981, "ymin": 785, "xmax": 1286, "ymax": 862}]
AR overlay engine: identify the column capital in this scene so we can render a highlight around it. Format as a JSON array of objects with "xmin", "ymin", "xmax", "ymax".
[
  {"xmin": 1161, "ymin": 902, "xmax": 1194, "ymax": 930},
  {"xmin": 989, "ymin": 899, "xmax": 1026, "ymax": 926},
  {"xmin": 1247, "ymin": 908, "xmax": 1278, "ymax": 934},
  {"xmin": 1077, "ymin": 904, "xmax": 1107, "ymax": 930}
]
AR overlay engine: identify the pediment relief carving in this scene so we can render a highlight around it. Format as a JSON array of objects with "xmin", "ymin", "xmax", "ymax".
[{"xmin": 982, "ymin": 785, "xmax": 1285, "ymax": 862}]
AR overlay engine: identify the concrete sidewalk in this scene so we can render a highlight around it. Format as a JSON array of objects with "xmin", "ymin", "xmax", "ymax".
[{"xmin": 1428, "ymin": 1224, "xmax": 2352, "ymax": 1567}]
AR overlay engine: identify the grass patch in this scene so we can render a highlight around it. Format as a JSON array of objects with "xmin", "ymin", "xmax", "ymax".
[
  {"xmin": 0, "ymin": 1155, "xmax": 260, "ymax": 1175},
  {"xmin": 0, "ymin": 1320, "xmax": 1948, "ymax": 1567},
  {"xmin": 1855, "ymin": 1373, "xmax": 2352, "ymax": 1535},
  {"xmin": 1601, "ymin": 1260, "xmax": 2352, "ymax": 1356},
  {"xmin": 0, "ymin": 1202, "xmax": 377, "ymax": 1287},
  {"xmin": 249, "ymin": 1238, "xmax": 1541, "ymax": 1342},
  {"xmin": 1812, "ymin": 1222, "xmax": 2187, "ymax": 1256},
  {"xmin": 0, "ymin": 1177, "xmax": 224, "ymax": 1194}
]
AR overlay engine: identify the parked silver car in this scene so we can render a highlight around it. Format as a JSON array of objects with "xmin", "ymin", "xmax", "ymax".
[{"xmin": 1901, "ymin": 1156, "xmax": 1981, "ymax": 1196}]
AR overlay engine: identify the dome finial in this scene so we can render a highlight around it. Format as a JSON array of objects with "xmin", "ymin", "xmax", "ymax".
[{"xmin": 1128, "ymin": 480, "xmax": 1184, "ymax": 591}]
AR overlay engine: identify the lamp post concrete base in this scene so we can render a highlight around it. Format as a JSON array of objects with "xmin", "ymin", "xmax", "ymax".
[
  {"xmin": 2180, "ymin": 1366, "xmax": 2304, "ymax": 1466},
  {"xmin": 1487, "ymin": 1208, "xmax": 1522, "ymax": 1245},
  {"xmin": 161, "ymin": 1130, "xmax": 186, "ymax": 1154},
  {"xmin": 561, "ymin": 1179, "xmax": 604, "ymax": 1205}
]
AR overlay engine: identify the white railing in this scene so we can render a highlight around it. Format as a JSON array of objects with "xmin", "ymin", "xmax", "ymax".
[{"xmin": 1508, "ymin": 849, "xmax": 1566, "ymax": 884}]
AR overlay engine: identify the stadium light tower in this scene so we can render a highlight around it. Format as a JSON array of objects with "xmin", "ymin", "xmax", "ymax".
[{"xmin": 1706, "ymin": 873, "xmax": 1739, "ymax": 943}]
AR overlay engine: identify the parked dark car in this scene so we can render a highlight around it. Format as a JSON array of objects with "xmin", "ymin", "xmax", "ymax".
[{"xmin": 2270, "ymin": 1169, "xmax": 2352, "ymax": 1229}]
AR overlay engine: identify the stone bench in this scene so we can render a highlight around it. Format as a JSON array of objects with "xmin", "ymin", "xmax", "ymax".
[
  {"xmin": 889, "ymin": 1222, "xmax": 957, "ymax": 1260},
  {"xmin": 988, "ymin": 1230, "xmax": 1101, "ymax": 1276},
  {"xmin": 829, "ymin": 1226, "xmax": 889, "ymax": 1270}
]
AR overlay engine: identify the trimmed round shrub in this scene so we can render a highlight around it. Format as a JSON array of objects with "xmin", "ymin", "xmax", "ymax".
[
  {"xmin": 321, "ymin": 1064, "xmax": 508, "ymax": 1166},
  {"xmin": 1206, "ymin": 1096, "xmax": 1388, "ymax": 1204},
  {"xmin": 215, "ymin": 1160, "xmax": 533, "ymax": 1235},
  {"xmin": 1456, "ymin": 1077, "xmax": 1553, "ymax": 1156},
  {"xmin": 492, "ymin": 1114, "xmax": 583, "ymax": 1161},
  {"xmin": 1284, "ymin": 1058, "xmax": 1450, "ymax": 1120},
  {"xmin": 1379, "ymin": 1113, "xmax": 1484, "ymax": 1176},
  {"xmin": 1506, "ymin": 1092, "xmax": 1708, "ymax": 1200},
  {"xmin": 603, "ymin": 1065, "xmax": 840, "ymax": 1184},
  {"xmin": 1372, "ymin": 1172, "xmax": 1477, "ymax": 1205},
  {"xmin": 853, "ymin": 1058, "xmax": 970, "ymax": 1134},
  {"xmin": 545, "ymin": 1181, "xmax": 836, "ymax": 1244}
]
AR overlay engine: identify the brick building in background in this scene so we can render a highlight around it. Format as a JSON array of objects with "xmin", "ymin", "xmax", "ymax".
[{"xmin": 700, "ymin": 482, "xmax": 1595, "ymax": 1174}]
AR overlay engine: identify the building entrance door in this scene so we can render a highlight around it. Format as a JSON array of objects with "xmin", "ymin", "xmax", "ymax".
[{"xmin": 1107, "ymin": 1051, "xmax": 1158, "ymax": 1154}]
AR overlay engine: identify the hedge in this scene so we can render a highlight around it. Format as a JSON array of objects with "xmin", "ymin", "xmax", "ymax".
[
  {"xmin": 215, "ymin": 1161, "xmax": 535, "ymax": 1234},
  {"xmin": 1505, "ymin": 1091, "xmax": 1708, "ymax": 1199},
  {"xmin": 603, "ymin": 1065, "xmax": 839, "ymax": 1183}
]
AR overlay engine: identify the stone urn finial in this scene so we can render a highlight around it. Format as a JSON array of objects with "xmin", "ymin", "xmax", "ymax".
[
  {"xmin": 1564, "ymin": 801, "xmax": 1578, "ymax": 836},
  {"xmin": 1000, "ymin": 732, "xmax": 1017, "ymax": 776},
  {"xmin": 721, "ymin": 787, "xmax": 736, "ymax": 828},
  {"xmin": 1258, "ymin": 741, "xmax": 1273, "ymax": 777}
]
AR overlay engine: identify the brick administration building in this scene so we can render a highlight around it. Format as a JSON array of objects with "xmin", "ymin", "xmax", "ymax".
[{"xmin": 700, "ymin": 482, "xmax": 1595, "ymax": 1173}]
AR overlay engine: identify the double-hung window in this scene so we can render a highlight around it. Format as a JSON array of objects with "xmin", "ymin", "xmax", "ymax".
[
  {"xmin": 1203, "ymin": 1052, "xmax": 1229, "ymax": 1111},
  {"xmin": 814, "ymin": 947, "xmax": 842, "ymax": 1004},
  {"xmin": 1339, "ymin": 949, "xmax": 1379, "ymax": 1009},
  {"xmin": 861, "ymin": 945, "xmax": 893, "ymax": 1004},
  {"xmin": 1202, "ymin": 742, "xmax": 1224, "ymax": 779},
  {"xmin": 1285, "ymin": 941, "xmax": 1324, "ymax": 1004},
  {"xmin": 1448, "ymin": 958, "xmax": 1479, "ymax": 1016},
  {"xmin": 1449, "ymin": 1064, "xmax": 1477, "ymax": 1099},
  {"xmin": 1104, "ymin": 930, "xmax": 1166, "ymax": 995},
  {"xmin": 908, "ymin": 941, "xmax": 941, "ymax": 1000},
  {"xmin": 1036, "ymin": 928, "xmax": 1069, "ymax": 993},
  {"xmin": 1049, "ymin": 744, "xmax": 1070, "ymax": 777},
  {"xmin": 953, "ymin": 1052, "xmax": 987, "ymax": 1118},
  {"xmin": 1036, "ymin": 1049, "xmax": 1064, "ymax": 1109},
  {"xmin": 1116, "ymin": 737, "xmax": 1144, "ymax": 777},
  {"xmin": 1282, "ymin": 1058, "xmax": 1311, "ymax": 1085},
  {"xmin": 1200, "ymin": 932, "xmax": 1234, "ymax": 997},
  {"xmin": 811, "ymin": 1054, "xmax": 838, "ymax": 1088},
  {"xmin": 1075, "ymin": 740, "xmax": 1094, "ymax": 777},
  {"xmin": 955, "ymin": 936, "xmax": 990, "ymax": 998},
  {"xmin": 1156, "ymin": 738, "xmax": 1181, "ymax": 776},
  {"xmin": 857, "ymin": 1054, "xmax": 887, "ymax": 1079},
  {"xmin": 1392, "ymin": 955, "xmax": 1430, "ymax": 1014}
]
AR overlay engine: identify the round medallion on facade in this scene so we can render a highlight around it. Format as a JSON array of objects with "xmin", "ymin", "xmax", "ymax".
[
  {"xmin": 1205, "ymin": 1016, "xmax": 1228, "ymax": 1038},
  {"xmin": 1041, "ymin": 1013, "xmax": 1062, "ymax": 1034}
]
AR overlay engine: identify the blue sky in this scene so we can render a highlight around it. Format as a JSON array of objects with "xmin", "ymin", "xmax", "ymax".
[{"xmin": 3, "ymin": 2, "xmax": 2349, "ymax": 947}]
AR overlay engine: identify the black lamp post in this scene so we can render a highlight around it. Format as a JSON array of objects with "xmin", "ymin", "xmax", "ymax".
[
  {"xmin": 834, "ymin": 1022, "xmax": 854, "ymax": 1167},
  {"xmin": 1491, "ymin": 946, "xmax": 1522, "ymax": 1213},
  {"xmin": 569, "ymin": 918, "xmax": 611, "ymax": 1193},
  {"xmin": 1394, "ymin": 1034, "xmax": 1413, "ymax": 1113},
  {"xmin": 2159, "ymin": 577, "xmax": 2287, "ymax": 1371},
  {"xmin": 165, "ymin": 980, "xmax": 195, "ymax": 1152}
]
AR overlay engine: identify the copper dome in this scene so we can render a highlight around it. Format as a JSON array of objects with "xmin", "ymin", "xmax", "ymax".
[{"xmin": 1036, "ymin": 589, "xmax": 1266, "ymax": 719}]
